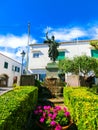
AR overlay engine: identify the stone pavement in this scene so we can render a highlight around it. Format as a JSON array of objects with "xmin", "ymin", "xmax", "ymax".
[
  {"xmin": 48, "ymin": 97, "xmax": 65, "ymax": 108},
  {"xmin": 0, "ymin": 87, "xmax": 13, "ymax": 96}
]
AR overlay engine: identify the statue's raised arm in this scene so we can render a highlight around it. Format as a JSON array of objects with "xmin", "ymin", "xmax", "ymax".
[
  {"xmin": 46, "ymin": 32, "xmax": 49, "ymax": 40},
  {"xmin": 44, "ymin": 32, "xmax": 52, "ymax": 43}
]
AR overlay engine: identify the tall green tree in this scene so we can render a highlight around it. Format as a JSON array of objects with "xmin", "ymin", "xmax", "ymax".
[
  {"xmin": 58, "ymin": 55, "xmax": 98, "ymax": 76},
  {"xmin": 90, "ymin": 40, "xmax": 98, "ymax": 49},
  {"xmin": 58, "ymin": 58, "xmax": 74, "ymax": 73}
]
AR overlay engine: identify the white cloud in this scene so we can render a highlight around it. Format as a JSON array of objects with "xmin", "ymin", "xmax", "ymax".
[
  {"xmin": 54, "ymin": 28, "xmax": 86, "ymax": 41},
  {"xmin": 44, "ymin": 25, "xmax": 98, "ymax": 41},
  {"xmin": 88, "ymin": 26, "xmax": 98, "ymax": 39},
  {"xmin": 0, "ymin": 49, "xmax": 24, "ymax": 63},
  {"xmin": 1, "ymin": 51, "xmax": 14, "ymax": 58},
  {"xmin": 43, "ymin": 26, "xmax": 53, "ymax": 34},
  {"xmin": 44, "ymin": 27, "xmax": 87, "ymax": 41},
  {"xmin": 0, "ymin": 50, "xmax": 22, "ymax": 63},
  {"xmin": 0, "ymin": 34, "xmax": 36, "ymax": 48},
  {"xmin": 1, "ymin": 23, "xmax": 98, "ymax": 63},
  {"xmin": 0, "ymin": 34, "xmax": 37, "ymax": 62}
]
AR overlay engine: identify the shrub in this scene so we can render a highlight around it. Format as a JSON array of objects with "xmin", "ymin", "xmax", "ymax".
[
  {"xmin": 63, "ymin": 87, "xmax": 98, "ymax": 130},
  {"xmin": 0, "ymin": 86, "xmax": 38, "ymax": 130}
]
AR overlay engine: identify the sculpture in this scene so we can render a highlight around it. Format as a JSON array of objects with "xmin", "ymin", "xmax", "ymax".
[{"xmin": 44, "ymin": 32, "xmax": 60, "ymax": 62}]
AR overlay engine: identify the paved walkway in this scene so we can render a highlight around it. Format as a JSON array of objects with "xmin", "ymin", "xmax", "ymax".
[
  {"xmin": 0, "ymin": 87, "xmax": 13, "ymax": 96},
  {"xmin": 0, "ymin": 86, "xmax": 78, "ymax": 130},
  {"xmin": 48, "ymin": 97, "xmax": 65, "ymax": 108}
]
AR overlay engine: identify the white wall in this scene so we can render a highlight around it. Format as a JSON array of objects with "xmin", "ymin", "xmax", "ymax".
[
  {"xmin": 0, "ymin": 53, "xmax": 21, "ymax": 86},
  {"xmin": 29, "ymin": 41, "xmax": 91, "ymax": 73},
  {"xmin": 29, "ymin": 44, "xmax": 50, "ymax": 70},
  {"xmin": 60, "ymin": 42, "xmax": 91, "ymax": 58}
]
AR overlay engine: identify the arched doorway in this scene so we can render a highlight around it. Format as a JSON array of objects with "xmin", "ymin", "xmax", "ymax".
[
  {"xmin": 13, "ymin": 76, "xmax": 17, "ymax": 84},
  {"xmin": 0, "ymin": 74, "xmax": 9, "ymax": 87}
]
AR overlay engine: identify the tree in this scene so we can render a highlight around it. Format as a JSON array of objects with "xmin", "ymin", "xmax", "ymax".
[
  {"xmin": 90, "ymin": 40, "xmax": 98, "ymax": 49},
  {"xmin": 58, "ymin": 55, "xmax": 98, "ymax": 76},
  {"xmin": 58, "ymin": 55, "xmax": 98, "ymax": 87},
  {"xmin": 58, "ymin": 58, "xmax": 74, "ymax": 73}
]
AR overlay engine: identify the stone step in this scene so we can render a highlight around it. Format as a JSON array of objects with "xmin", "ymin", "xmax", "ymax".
[
  {"xmin": 48, "ymin": 97, "xmax": 64, "ymax": 104},
  {"xmin": 38, "ymin": 97, "xmax": 65, "ymax": 108},
  {"xmin": 48, "ymin": 98, "xmax": 67, "ymax": 109}
]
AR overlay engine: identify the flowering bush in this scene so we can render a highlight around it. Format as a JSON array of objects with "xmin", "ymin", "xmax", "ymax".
[{"xmin": 34, "ymin": 105, "xmax": 71, "ymax": 130}]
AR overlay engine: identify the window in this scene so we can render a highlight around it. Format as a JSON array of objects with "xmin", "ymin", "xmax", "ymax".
[
  {"xmin": 12, "ymin": 65, "xmax": 15, "ymax": 71},
  {"xmin": 91, "ymin": 50, "xmax": 98, "ymax": 58},
  {"xmin": 15, "ymin": 66, "xmax": 17, "ymax": 71},
  {"xmin": 33, "ymin": 53, "xmax": 39, "ymax": 58},
  {"xmin": 56, "ymin": 51, "xmax": 65, "ymax": 60},
  {"xmin": 4, "ymin": 62, "xmax": 8, "ymax": 69},
  {"xmin": 14, "ymin": 66, "xmax": 20, "ymax": 72},
  {"xmin": 15, "ymin": 66, "xmax": 18, "ymax": 72},
  {"xmin": 39, "ymin": 74, "xmax": 46, "ymax": 81},
  {"xmin": 17, "ymin": 67, "xmax": 20, "ymax": 72}
]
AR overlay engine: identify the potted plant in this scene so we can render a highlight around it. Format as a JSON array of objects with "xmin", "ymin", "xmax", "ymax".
[{"xmin": 34, "ymin": 105, "xmax": 72, "ymax": 130}]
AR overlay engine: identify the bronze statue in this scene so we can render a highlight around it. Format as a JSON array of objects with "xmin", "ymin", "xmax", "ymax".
[{"xmin": 44, "ymin": 32, "xmax": 59, "ymax": 62}]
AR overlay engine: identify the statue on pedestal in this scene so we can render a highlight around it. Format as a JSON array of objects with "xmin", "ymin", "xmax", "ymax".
[{"xmin": 44, "ymin": 32, "xmax": 64, "ymax": 97}]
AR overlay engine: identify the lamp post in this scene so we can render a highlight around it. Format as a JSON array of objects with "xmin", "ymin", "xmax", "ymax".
[{"xmin": 21, "ymin": 50, "xmax": 26, "ymax": 75}]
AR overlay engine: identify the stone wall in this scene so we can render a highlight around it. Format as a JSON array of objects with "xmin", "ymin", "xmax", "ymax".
[
  {"xmin": 20, "ymin": 75, "xmax": 35, "ymax": 86},
  {"xmin": 66, "ymin": 74, "xmax": 79, "ymax": 87}
]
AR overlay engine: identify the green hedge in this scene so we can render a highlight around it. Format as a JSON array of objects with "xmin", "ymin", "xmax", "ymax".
[
  {"xmin": 63, "ymin": 87, "xmax": 98, "ymax": 130},
  {"xmin": 0, "ymin": 86, "xmax": 38, "ymax": 130}
]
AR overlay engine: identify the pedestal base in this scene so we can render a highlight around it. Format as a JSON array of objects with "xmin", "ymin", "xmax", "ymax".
[
  {"xmin": 44, "ymin": 78, "xmax": 64, "ymax": 97},
  {"xmin": 46, "ymin": 62, "xmax": 59, "ymax": 79}
]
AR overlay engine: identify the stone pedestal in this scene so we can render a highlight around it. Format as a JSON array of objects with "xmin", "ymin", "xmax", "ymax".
[
  {"xmin": 46, "ymin": 62, "xmax": 59, "ymax": 79},
  {"xmin": 44, "ymin": 78, "xmax": 64, "ymax": 97},
  {"xmin": 44, "ymin": 62, "xmax": 64, "ymax": 97}
]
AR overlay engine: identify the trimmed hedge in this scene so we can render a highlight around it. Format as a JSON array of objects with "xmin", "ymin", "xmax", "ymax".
[
  {"xmin": 0, "ymin": 86, "xmax": 38, "ymax": 130},
  {"xmin": 64, "ymin": 87, "xmax": 98, "ymax": 130}
]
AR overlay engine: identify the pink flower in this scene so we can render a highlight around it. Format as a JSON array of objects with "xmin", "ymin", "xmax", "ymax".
[
  {"xmin": 34, "ymin": 110, "xmax": 38, "ymax": 114},
  {"xmin": 64, "ymin": 107, "xmax": 68, "ymax": 111},
  {"xmin": 39, "ymin": 109, "xmax": 43, "ymax": 113},
  {"xmin": 37, "ymin": 106, "xmax": 42, "ymax": 109},
  {"xmin": 40, "ymin": 117, "xmax": 45, "ymax": 123},
  {"xmin": 43, "ymin": 112, "xmax": 46, "ymax": 117},
  {"xmin": 65, "ymin": 111, "xmax": 70, "ymax": 117},
  {"xmin": 48, "ymin": 113, "xmax": 53, "ymax": 118},
  {"xmin": 50, "ymin": 121, "xmax": 56, "ymax": 126},
  {"xmin": 52, "ymin": 113, "xmax": 57, "ymax": 120},
  {"xmin": 55, "ymin": 106, "xmax": 61, "ymax": 111},
  {"xmin": 55, "ymin": 124, "xmax": 62, "ymax": 130},
  {"xmin": 44, "ymin": 105, "xmax": 51, "ymax": 110}
]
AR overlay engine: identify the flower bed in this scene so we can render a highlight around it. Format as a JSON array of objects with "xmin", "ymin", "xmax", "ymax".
[{"xmin": 34, "ymin": 105, "xmax": 72, "ymax": 130}]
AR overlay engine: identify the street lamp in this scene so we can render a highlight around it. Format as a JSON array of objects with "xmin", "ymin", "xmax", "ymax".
[{"xmin": 20, "ymin": 50, "xmax": 26, "ymax": 75}]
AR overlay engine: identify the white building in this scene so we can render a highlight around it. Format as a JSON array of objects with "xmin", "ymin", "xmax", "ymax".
[
  {"xmin": 0, "ymin": 52, "xmax": 21, "ymax": 87},
  {"xmin": 28, "ymin": 40, "xmax": 98, "ymax": 81}
]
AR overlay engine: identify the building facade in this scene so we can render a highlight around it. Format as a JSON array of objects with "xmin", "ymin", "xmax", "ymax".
[
  {"xmin": 28, "ymin": 40, "xmax": 98, "ymax": 81},
  {"xmin": 0, "ymin": 53, "xmax": 21, "ymax": 87}
]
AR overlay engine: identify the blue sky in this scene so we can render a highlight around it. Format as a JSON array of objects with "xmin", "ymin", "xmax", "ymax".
[{"xmin": 0, "ymin": 0, "xmax": 98, "ymax": 62}]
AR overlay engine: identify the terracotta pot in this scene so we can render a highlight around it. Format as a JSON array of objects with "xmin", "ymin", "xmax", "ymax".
[
  {"xmin": 36, "ymin": 120, "xmax": 73, "ymax": 130},
  {"xmin": 61, "ymin": 121, "xmax": 72, "ymax": 130}
]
